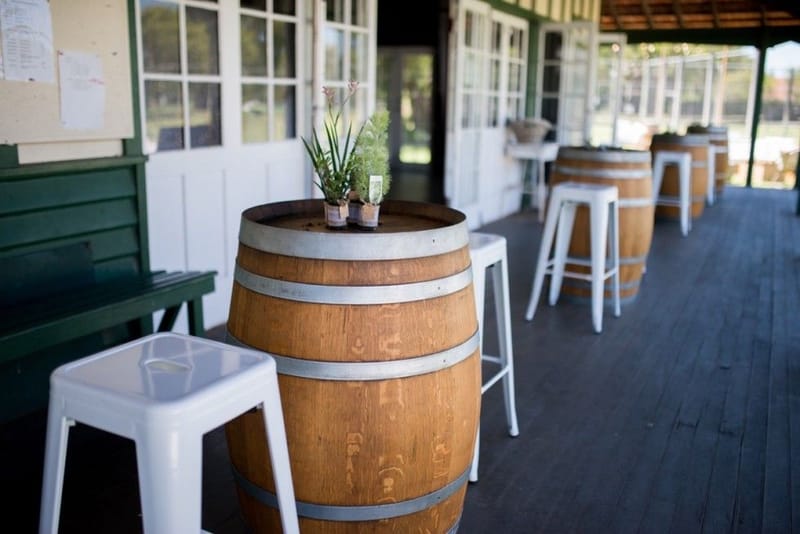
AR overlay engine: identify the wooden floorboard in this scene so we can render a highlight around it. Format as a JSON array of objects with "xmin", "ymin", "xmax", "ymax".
[{"xmin": 1, "ymin": 185, "xmax": 797, "ymax": 533}]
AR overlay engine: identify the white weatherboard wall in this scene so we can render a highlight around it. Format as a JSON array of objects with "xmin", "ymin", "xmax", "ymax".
[{"xmin": 146, "ymin": 141, "xmax": 306, "ymax": 333}]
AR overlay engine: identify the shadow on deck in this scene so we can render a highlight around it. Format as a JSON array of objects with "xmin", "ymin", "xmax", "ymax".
[{"xmin": 3, "ymin": 186, "xmax": 798, "ymax": 533}]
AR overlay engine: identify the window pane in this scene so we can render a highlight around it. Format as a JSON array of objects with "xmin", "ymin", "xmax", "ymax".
[
  {"xmin": 141, "ymin": 1, "xmax": 180, "ymax": 74},
  {"xmin": 325, "ymin": 28, "xmax": 344, "ymax": 80},
  {"xmin": 490, "ymin": 59, "xmax": 500, "ymax": 91},
  {"xmin": 541, "ymin": 97, "xmax": 558, "ymax": 126},
  {"xmin": 326, "ymin": 0, "xmax": 344, "ymax": 22},
  {"xmin": 242, "ymin": 84, "xmax": 268, "ymax": 143},
  {"xmin": 274, "ymin": 85, "xmax": 297, "ymax": 139},
  {"xmin": 543, "ymin": 65, "xmax": 560, "ymax": 93},
  {"xmin": 507, "ymin": 96, "xmax": 522, "ymax": 120},
  {"xmin": 241, "ymin": 15, "xmax": 267, "ymax": 76},
  {"xmin": 465, "ymin": 12, "xmax": 474, "ymax": 47},
  {"xmin": 544, "ymin": 32, "xmax": 562, "ymax": 60},
  {"xmin": 274, "ymin": 21, "xmax": 295, "ymax": 78},
  {"xmin": 488, "ymin": 96, "xmax": 499, "ymax": 127},
  {"xmin": 189, "ymin": 82, "xmax": 221, "ymax": 147},
  {"xmin": 240, "ymin": 0, "xmax": 266, "ymax": 10},
  {"xmin": 186, "ymin": 7, "xmax": 219, "ymax": 75},
  {"xmin": 348, "ymin": 90, "xmax": 366, "ymax": 133},
  {"xmin": 350, "ymin": 33, "xmax": 366, "ymax": 81},
  {"xmin": 491, "ymin": 22, "xmax": 502, "ymax": 54},
  {"xmin": 145, "ymin": 80, "xmax": 184, "ymax": 151},
  {"xmin": 274, "ymin": 0, "xmax": 295, "ymax": 15},
  {"xmin": 509, "ymin": 28, "xmax": 523, "ymax": 59},
  {"xmin": 351, "ymin": 0, "xmax": 366, "ymax": 26},
  {"xmin": 508, "ymin": 63, "xmax": 521, "ymax": 92}
]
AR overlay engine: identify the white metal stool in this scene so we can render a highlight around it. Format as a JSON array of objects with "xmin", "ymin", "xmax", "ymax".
[
  {"xmin": 39, "ymin": 332, "xmax": 299, "ymax": 534},
  {"xmin": 524, "ymin": 182, "xmax": 621, "ymax": 334},
  {"xmin": 652, "ymin": 150, "xmax": 692, "ymax": 236},
  {"xmin": 468, "ymin": 232, "xmax": 519, "ymax": 482}
]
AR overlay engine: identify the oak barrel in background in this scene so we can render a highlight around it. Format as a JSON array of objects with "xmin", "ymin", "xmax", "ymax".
[
  {"xmin": 550, "ymin": 146, "xmax": 655, "ymax": 302},
  {"xmin": 225, "ymin": 199, "xmax": 480, "ymax": 533},
  {"xmin": 687, "ymin": 124, "xmax": 729, "ymax": 197},
  {"xmin": 650, "ymin": 133, "xmax": 710, "ymax": 219}
]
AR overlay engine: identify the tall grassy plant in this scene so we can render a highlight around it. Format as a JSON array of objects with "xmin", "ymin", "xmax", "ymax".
[{"xmin": 302, "ymin": 82, "xmax": 360, "ymax": 204}]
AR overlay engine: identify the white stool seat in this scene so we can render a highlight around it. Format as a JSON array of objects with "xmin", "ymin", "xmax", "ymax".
[
  {"xmin": 525, "ymin": 182, "xmax": 621, "ymax": 334},
  {"xmin": 39, "ymin": 332, "xmax": 300, "ymax": 534},
  {"xmin": 652, "ymin": 150, "xmax": 692, "ymax": 236},
  {"xmin": 468, "ymin": 232, "xmax": 519, "ymax": 482}
]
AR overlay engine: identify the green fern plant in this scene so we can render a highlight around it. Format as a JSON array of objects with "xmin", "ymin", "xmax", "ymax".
[{"xmin": 351, "ymin": 109, "xmax": 391, "ymax": 205}]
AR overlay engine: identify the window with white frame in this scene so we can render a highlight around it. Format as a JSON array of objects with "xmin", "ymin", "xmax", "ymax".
[
  {"xmin": 459, "ymin": 8, "xmax": 528, "ymax": 130},
  {"xmin": 140, "ymin": 0, "xmax": 222, "ymax": 152},
  {"xmin": 322, "ymin": 0, "xmax": 372, "ymax": 131},
  {"xmin": 240, "ymin": 0, "xmax": 299, "ymax": 143},
  {"xmin": 487, "ymin": 14, "xmax": 528, "ymax": 127}
]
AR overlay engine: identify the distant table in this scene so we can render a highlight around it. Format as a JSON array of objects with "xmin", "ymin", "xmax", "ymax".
[{"xmin": 507, "ymin": 142, "xmax": 560, "ymax": 222}]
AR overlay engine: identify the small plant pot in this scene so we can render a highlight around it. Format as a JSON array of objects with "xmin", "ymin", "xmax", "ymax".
[
  {"xmin": 358, "ymin": 203, "xmax": 380, "ymax": 230},
  {"xmin": 347, "ymin": 193, "xmax": 362, "ymax": 225},
  {"xmin": 324, "ymin": 201, "xmax": 349, "ymax": 230}
]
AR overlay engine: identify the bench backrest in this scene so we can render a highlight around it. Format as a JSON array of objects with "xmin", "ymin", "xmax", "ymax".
[{"xmin": 0, "ymin": 157, "xmax": 149, "ymax": 283}]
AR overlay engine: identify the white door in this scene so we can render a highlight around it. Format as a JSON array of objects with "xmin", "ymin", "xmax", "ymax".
[
  {"xmin": 446, "ymin": 0, "xmax": 528, "ymax": 227},
  {"xmin": 137, "ymin": 0, "xmax": 376, "ymax": 330},
  {"xmin": 535, "ymin": 21, "xmax": 597, "ymax": 146},
  {"xmin": 446, "ymin": 0, "xmax": 490, "ymax": 226}
]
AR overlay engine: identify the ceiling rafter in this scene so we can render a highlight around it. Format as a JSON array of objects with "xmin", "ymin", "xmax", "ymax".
[
  {"xmin": 672, "ymin": 0, "xmax": 685, "ymax": 28},
  {"xmin": 711, "ymin": 0, "xmax": 721, "ymax": 28},
  {"xmin": 641, "ymin": 0, "xmax": 654, "ymax": 29}
]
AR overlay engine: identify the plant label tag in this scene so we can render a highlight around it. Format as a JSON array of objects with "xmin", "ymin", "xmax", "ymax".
[{"xmin": 368, "ymin": 175, "xmax": 383, "ymax": 204}]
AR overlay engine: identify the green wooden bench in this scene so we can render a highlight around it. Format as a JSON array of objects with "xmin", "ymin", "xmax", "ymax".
[
  {"xmin": 0, "ymin": 156, "xmax": 216, "ymax": 422},
  {"xmin": 0, "ymin": 243, "xmax": 215, "ymax": 363}
]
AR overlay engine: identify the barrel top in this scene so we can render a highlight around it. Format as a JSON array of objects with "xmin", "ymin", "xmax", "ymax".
[
  {"xmin": 686, "ymin": 124, "xmax": 729, "ymax": 135},
  {"xmin": 239, "ymin": 199, "xmax": 470, "ymax": 260},
  {"xmin": 651, "ymin": 133, "xmax": 710, "ymax": 146},
  {"xmin": 556, "ymin": 145, "xmax": 652, "ymax": 163}
]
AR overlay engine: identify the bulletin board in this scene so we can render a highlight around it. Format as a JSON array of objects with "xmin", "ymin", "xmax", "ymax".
[{"xmin": 0, "ymin": 0, "xmax": 134, "ymax": 145}]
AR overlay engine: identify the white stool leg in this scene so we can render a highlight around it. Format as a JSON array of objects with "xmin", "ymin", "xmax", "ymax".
[
  {"xmin": 492, "ymin": 255, "xmax": 519, "ymax": 437},
  {"xmin": 652, "ymin": 153, "xmax": 664, "ymax": 202},
  {"xmin": 679, "ymin": 155, "xmax": 691, "ymax": 237},
  {"xmin": 469, "ymin": 258, "xmax": 486, "ymax": 482},
  {"xmin": 470, "ymin": 426, "xmax": 481, "ymax": 482},
  {"xmin": 549, "ymin": 201, "xmax": 576, "ymax": 306},
  {"xmin": 589, "ymin": 198, "xmax": 610, "ymax": 334},
  {"xmin": 136, "ymin": 429, "xmax": 203, "ymax": 533},
  {"xmin": 537, "ymin": 159, "xmax": 547, "ymax": 223},
  {"xmin": 260, "ymin": 369, "xmax": 300, "ymax": 534},
  {"xmin": 610, "ymin": 199, "xmax": 621, "ymax": 318},
  {"xmin": 525, "ymin": 191, "xmax": 561, "ymax": 321},
  {"xmin": 706, "ymin": 147, "xmax": 715, "ymax": 206},
  {"xmin": 39, "ymin": 399, "xmax": 72, "ymax": 534}
]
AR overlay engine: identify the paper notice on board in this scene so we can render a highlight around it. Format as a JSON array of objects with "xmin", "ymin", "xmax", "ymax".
[
  {"xmin": 0, "ymin": 0, "xmax": 55, "ymax": 83},
  {"xmin": 58, "ymin": 50, "xmax": 105, "ymax": 130}
]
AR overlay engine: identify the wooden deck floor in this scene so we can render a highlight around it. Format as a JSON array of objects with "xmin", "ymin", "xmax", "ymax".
[{"xmin": 3, "ymin": 186, "xmax": 798, "ymax": 533}]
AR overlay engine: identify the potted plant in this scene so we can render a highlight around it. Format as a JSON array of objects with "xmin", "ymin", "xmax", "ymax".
[
  {"xmin": 302, "ymin": 82, "xmax": 360, "ymax": 229},
  {"xmin": 351, "ymin": 109, "xmax": 391, "ymax": 229}
]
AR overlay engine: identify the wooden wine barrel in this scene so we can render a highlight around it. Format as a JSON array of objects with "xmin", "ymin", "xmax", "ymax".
[
  {"xmin": 687, "ymin": 124, "xmax": 729, "ymax": 196},
  {"xmin": 650, "ymin": 133, "xmax": 710, "ymax": 218},
  {"xmin": 225, "ymin": 199, "xmax": 480, "ymax": 533},
  {"xmin": 550, "ymin": 146, "xmax": 655, "ymax": 302}
]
